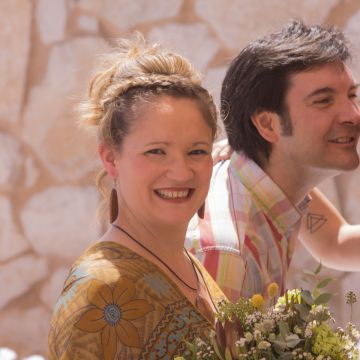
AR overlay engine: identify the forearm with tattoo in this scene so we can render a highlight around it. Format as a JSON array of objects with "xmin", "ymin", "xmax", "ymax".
[{"xmin": 306, "ymin": 213, "xmax": 327, "ymax": 234}]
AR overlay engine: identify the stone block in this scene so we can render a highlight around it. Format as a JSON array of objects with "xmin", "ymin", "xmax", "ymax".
[
  {"xmin": 0, "ymin": 196, "xmax": 30, "ymax": 262},
  {"xmin": 345, "ymin": 9, "xmax": 360, "ymax": 81},
  {"xmin": 203, "ymin": 66, "xmax": 227, "ymax": 107},
  {"xmin": 21, "ymin": 186, "xmax": 99, "ymax": 260},
  {"xmin": 0, "ymin": 254, "xmax": 48, "ymax": 309},
  {"xmin": 0, "ymin": 133, "xmax": 22, "ymax": 188},
  {"xmin": 0, "ymin": 0, "xmax": 31, "ymax": 123},
  {"xmin": 36, "ymin": 0, "xmax": 67, "ymax": 44},
  {"xmin": 0, "ymin": 306, "xmax": 50, "ymax": 357},
  {"xmin": 40, "ymin": 267, "xmax": 70, "ymax": 309},
  {"xmin": 22, "ymin": 37, "xmax": 108, "ymax": 181},
  {"xmin": 77, "ymin": 14, "xmax": 99, "ymax": 33},
  {"xmin": 195, "ymin": 0, "xmax": 339, "ymax": 50},
  {"xmin": 148, "ymin": 23, "xmax": 219, "ymax": 72},
  {"xmin": 76, "ymin": 0, "xmax": 182, "ymax": 29},
  {"xmin": 24, "ymin": 156, "xmax": 40, "ymax": 188}
]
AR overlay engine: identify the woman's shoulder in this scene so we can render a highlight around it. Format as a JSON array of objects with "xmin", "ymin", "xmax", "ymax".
[
  {"xmin": 51, "ymin": 241, "xmax": 171, "ymax": 316},
  {"xmin": 48, "ymin": 241, "xmax": 212, "ymax": 359}
]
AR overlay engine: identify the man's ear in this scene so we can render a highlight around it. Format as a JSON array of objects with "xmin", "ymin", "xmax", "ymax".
[
  {"xmin": 98, "ymin": 143, "xmax": 118, "ymax": 178},
  {"xmin": 251, "ymin": 111, "xmax": 281, "ymax": 143}
]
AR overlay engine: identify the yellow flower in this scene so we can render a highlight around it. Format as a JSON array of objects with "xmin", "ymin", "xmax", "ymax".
[
  {"xmin": 251, "ymin": 294, "xmax": 265, "ymax": 309},
  {"xmin": 76, "ymin": 278, "xmax": 153, "ymax": 360},
  {"xmin": 267, "ymin": 282, "xmax": 279, "ymax": 298}
]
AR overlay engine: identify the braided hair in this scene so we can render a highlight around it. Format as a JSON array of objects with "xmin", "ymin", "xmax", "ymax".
[{"xmin": 79, "ymin": 34, "xmax": 218, "ymax": 221}]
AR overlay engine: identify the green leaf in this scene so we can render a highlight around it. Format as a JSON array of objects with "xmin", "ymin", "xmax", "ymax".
[
  {"xmin": 303, "ymin": 269, "xmax": 316, "ymax": 276},
  {"xmin": 316, "ymin": 277, "xmax": 333, "ymax": 289},
  {"xmin": 314, "ymin": 292, "xmax": 332, "ymax": 305},
  {"xmin": 273, "ymin": 339, "xmax": 287, "ymax": 350},
  {"xmin": 224, "ymin": 348, "xmax": 233, "ymax": 360},
  {"xmin": 279, "ymin": 320, "xmax": 290, "ymax": 338},
  {"xmin": 278, "ymin": 352, "xmax": 294, "ymax": 360},
  {"xmin": 212, "ymin": 336, "xmax": 225, "ymax": 360},
  {"xmin": 314, "ymin": 262, "xmax": 322, "ymax": 275},
  {"xmin": 316, "ymin": 311, "xmax": 331, "ymax": 322},
  {"xmin": 304, "ymin": 337, "xmax": 312, "ymax": 352},
  {"xmin": 294, "ymin": 303, "xmax": 310, "ymax": 321},
  {"xmin": 301, "ymin": 290, "xmax": 314, "ymax": 305},
  {"xmin": 285, "ymin": 334, "xmax": 302, "ymax": 348},
  {"xmin": 301, "ymin": 276, "xmax": 312, "ymax": 284}
]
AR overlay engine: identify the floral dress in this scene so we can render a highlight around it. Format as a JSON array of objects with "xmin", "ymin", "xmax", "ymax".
[{"xmin": 48, "ymin": 241, "xmax": 226, "ymax": 359}]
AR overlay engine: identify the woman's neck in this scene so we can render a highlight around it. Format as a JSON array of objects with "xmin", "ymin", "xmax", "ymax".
[{"xmin": 113, "ymin": 214, "xmax": 187, "ymax": 257}]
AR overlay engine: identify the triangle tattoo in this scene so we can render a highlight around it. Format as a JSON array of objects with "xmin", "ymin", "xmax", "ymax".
[{"xmin": 306, "ymin": 213, "xmax": 327, "ymax": 234}]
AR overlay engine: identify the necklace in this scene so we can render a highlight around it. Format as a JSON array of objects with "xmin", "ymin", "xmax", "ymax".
[{"xmin": 111, "ymin": 223, "xmax": 199, "ymax": 291}]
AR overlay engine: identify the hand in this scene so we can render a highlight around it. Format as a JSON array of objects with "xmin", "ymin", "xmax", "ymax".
[{"xmin": 212, "ymin": 138, "xmax": 233, "ymax": 164}]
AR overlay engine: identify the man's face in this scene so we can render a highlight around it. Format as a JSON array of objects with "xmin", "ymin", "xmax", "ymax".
[{"xmin": 276, "ymin": 62, "xmax": 360, "ymax": 174}]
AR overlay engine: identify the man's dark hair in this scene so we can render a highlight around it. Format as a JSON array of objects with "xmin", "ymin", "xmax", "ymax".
[{"xmin": 221, "ymin": 20, "xmax": 351, "ymax": 166}]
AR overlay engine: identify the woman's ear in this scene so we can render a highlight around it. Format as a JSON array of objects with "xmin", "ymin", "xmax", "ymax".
[
  {"xmin": 251, "ymin": 111, "xmax": 281, "ymax": 143},
  {"xmin": 98, "ymin": 144, "xmax": 118, "ymax": 178}
]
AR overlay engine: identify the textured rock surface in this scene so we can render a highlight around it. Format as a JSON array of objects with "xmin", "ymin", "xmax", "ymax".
[
  {"xmin": 0, "ymin": 133, "xmax": 22, "ymax": 188},
  {"xmin": 22, "ymin": 37, "xmax": 108, "ymax": 181},
  {"xmin": 21, "ymin": 186, "xmax": 99, "ymax": 259},
  {"xmin": 36, "ymin": 0, "xmax": 67, "ymax": 44},
  {"xmin": 0, "ymin": 197, "xmax": 30, "ymax": 262},
  {"xmin": 2, "ymin": 0, "xmax": 360, "ymax": 356},
  {"xmin": 0, "ymin": 254, "xmax": 48, "ymax": 309},
  {"xmin": 40, "ymin": 267, "xmax": 70, "ymax": 309},
  {"xmin": 148, "ymin": 23, "xmax": 219, "ymax": 72},
  {"xmin": 101, "ymin": 0, "xmax": 183, "ymax": 29},
  {"xmin": 0, "ymin": 307, "xmax": 51, "ymax": 356},
  {"xmin": 195, "ymin": 0, "xmax": 339, "ymax": 49},
  {"xmin": 0, "ymin": 0, "xmax": 31, "ymax": 123},
  {"xmin": 345, "ymin": 9, "xmax": 360, "ymax": 81}
]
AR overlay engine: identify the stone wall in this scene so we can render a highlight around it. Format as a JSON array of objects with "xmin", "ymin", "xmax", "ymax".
[{"xmin": 1, "ymin": 0, "xmax": 360, "ymax": 357}]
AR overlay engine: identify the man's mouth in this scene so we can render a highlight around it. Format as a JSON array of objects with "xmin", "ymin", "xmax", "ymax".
[
  {"xmin": 329, "ymin": 136, "xmax": 355, "ymax": 144},
  {"xmin": 154, "ymin": 189, "xmax": 192, "ymax": 199}
]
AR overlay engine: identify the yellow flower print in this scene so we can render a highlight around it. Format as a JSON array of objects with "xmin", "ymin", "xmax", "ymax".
[{"xmin": 76, "ymin": 278, "xmax": 153, "ymax": 360}]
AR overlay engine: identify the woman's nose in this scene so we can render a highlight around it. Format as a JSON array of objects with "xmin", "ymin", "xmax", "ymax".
[{"xmin": 166, "ymin": 156, "xmax": 193, "ymax": 182}]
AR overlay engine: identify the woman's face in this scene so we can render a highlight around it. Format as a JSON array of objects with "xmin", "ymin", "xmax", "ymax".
[{"xmin": 108, "ymin": 95, "xmax": 214, "ymax": 228}]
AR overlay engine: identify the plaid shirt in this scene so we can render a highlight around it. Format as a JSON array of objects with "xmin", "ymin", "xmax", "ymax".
[{"xmin": 186, "ymin": 152, "xmax": 310, "ymax": 302}]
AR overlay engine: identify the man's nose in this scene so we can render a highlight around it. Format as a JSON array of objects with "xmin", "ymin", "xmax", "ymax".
[{"xmin": 339, "ymin": 100, "xmax": 360, "ymax": 127}]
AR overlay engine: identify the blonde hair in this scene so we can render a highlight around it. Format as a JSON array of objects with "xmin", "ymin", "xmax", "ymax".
[{"xmin": 79, "ymin": 34, "xmax": 218, "ymax": 222}]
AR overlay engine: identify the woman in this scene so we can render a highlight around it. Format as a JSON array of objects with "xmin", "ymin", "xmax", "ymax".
[{"xmin": 48, "ymin": 36, "xmax": 226, "ymax": 359}]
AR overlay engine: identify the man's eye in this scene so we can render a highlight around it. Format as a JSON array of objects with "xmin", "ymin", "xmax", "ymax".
[
  {"xmin": 314, "ymin": 98, "xmax": 332, "ymax": 105},
  {"xmin": 145, "ymin": 149, "xmax": 165, "ymax": 155}
]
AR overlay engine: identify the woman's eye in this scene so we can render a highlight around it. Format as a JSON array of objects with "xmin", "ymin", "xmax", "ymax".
[
  {"xmin": 189, "ymin": 149, "xmax": 208, "ymax": 156},
  {"xmin": 145, "ymin": 149, "xmax": 165, "ymax": 155},
  {"xmin": 349, "ymin": 93, "xmax": 358, "ymax": 101}
]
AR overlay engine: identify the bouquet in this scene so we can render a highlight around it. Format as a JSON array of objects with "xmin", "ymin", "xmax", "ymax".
[{"xmin": 177, "ymin": 264, "xmax": 359, "ymax": 360}]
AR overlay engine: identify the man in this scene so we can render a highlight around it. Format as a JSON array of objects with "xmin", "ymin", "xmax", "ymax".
[{"xmin": 186, "ymin": 20, "xmax": 360, "ymax": 302}]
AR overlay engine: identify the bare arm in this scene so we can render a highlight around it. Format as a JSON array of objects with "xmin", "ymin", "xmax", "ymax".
[
  {"xmin": 212, "ymin": 138, "xmax": 232, "ymax": 164},
  {"xmin": 299, "ymin": 187, "xmax": 360, "ymax": 271}
]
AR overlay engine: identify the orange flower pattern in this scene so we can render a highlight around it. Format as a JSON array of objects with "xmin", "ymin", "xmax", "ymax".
[
  {"xmin": 75, "ymin": 278, "xmax": 153, "ymax": 360},
  {"xmin": 48, "ymin": 241, "xmax": 226, "ymax": 359}
]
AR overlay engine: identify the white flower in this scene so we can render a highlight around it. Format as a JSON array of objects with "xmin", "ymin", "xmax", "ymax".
[
  {"xmin": 304, "ymin": 326, "xmax": 313, "ymax": 338},
  {"xmin": 236, "ymin": 338, "xmax": 247, "ymax": 347},
  {"xmin": 261, "ymin": 319, "xmax": 275, "ymax": 332},
  {"xmin": 245, "ymin": 332, "xmax": 253, "ymax": 342},
  {"xmin": 254, "ymin": 329, "xmax": 262, "ymax": 340},
  {"xmin": 257, "ymin": 341, "xmax": 271, "ymax": 350}
]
